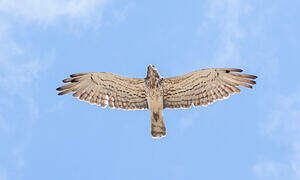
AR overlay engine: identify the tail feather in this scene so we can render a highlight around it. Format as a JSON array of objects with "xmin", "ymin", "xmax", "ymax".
[{"xmin": 151, "ymin": 110, "xmax": 166, "ymax": 138}]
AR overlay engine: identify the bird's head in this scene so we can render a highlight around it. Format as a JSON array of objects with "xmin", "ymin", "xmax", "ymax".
[{"xmin": 147, "ymin": 64, "xmax": 160, "ymax": 78}]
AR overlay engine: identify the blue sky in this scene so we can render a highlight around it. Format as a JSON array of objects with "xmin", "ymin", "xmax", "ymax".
[{"xmin": 0, "ymin": 0, "xmax": 299, "ymax": 179}]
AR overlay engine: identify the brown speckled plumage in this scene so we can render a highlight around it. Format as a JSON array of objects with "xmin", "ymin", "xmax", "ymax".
[{"xmin": 57, "ymin": 65, "xmax": 257, "ymax": 138}]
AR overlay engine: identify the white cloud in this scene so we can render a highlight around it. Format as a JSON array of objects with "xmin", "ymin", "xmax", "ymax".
[
  {"xmin": 264, "ymin": 91, "xmax": 300, "ymax": 143},
  {"xmin": 0, "ymin": 58, "xmax": 52, "ymax": 93},
  {"xmin": 0, "ymin": 0, "xmax": 112, "ymax": 178},
  {"xmin": 173, "ymin": 0, "xmax": 254, "ymax": 131},
  {"xmin": 254, "ymin": 87, "xmax": 300, "ymax": 179},
  {"xmin": 170, "ymin": 0, "xmax": 254, "ymax": 77},
  {"xmin": 198, "ymin": 0, "xmax": 249, "ymax": 67},
  {"xmin": 0, "ymin": 22, "xmax": 52, "ymax": 177},
  {"xmin": 197, "ymin": 1, "xmax": 294, "ymax": 179},
  {"xmin": 197, "ymin": 0, "xmax": 279, "ymax": 75},
  {"xmin": 0, "ymin": 0, "xmax": 108, "ymax": 24},
  {"xmin": 112, "ymin": 2, "xmax": 133, "ymax": 24},
  {"xmin": 253, "ymin": 161, "xmax": 293, "ymax": 180}
]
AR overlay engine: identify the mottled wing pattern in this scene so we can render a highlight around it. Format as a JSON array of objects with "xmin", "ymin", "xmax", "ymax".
[
  {"xmin": 163, "ymin": 68, "xmax": 257, "ymax": 109},
  {"xmin": 57, "ymin": 72, "xmax": 148, "ymax": 110}
]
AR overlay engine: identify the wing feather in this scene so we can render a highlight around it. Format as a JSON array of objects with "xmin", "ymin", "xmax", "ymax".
[
  {"xmin": 163, "ymin": 68, "xmax": 257, "ymax": 109},
  {"xmin": 57, "ymin": 72, "xmax": 148, "ymax": 110}
]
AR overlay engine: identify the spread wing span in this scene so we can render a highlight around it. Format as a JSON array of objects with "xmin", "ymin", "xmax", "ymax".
[
  {"xmin": 56, "ymin": 72, "xmax": 148, "ymax": 110},
  {"xmin": 163, "ymin": 68, "xmax": 257, "ymax": 109}
]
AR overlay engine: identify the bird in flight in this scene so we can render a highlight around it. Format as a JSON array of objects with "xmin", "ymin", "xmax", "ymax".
[{"xmin": 57, "ymin": 65, "xmax": 257, "ymax": 138}]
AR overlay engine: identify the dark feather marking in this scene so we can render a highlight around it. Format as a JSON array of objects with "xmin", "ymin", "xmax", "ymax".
[{"xmin": 153, "ymin": 112, "xmax": 159, "ymax": 122}]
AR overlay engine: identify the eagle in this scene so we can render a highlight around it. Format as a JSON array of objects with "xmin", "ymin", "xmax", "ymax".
[{"xmin": 57, "ymin": 65, "xmax": 257, "ymax": 138}]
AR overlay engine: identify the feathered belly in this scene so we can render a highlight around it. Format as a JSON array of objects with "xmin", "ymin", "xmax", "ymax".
[{"xmin": 147, "ymin": 90, "xmax": 163, "ymax": 110}]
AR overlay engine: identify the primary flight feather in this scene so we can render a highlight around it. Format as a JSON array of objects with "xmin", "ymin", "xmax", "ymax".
[{"xmin": 57, "ymin": 65, "xmax": 258, "ymax": 138}]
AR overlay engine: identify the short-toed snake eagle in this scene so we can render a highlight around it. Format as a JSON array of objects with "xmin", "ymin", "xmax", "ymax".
[{"xmin": 57, "ymin": 65, "xmax": 257, "ymax": 138}]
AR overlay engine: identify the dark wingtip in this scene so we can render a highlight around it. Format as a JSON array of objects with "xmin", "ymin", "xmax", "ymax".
[
  {"xmin": 70, "ymin": 73, "xmax": 88, "ymax": 77},
  {"xmin": 234, "ymin": 69, "xmax": 243, "ymax": 72},
  {"xmin": 224, "ymin": 68, "xmax": 243, "ymax": 73},
  {"xmin": 248, "ymin": 75, "xmax": 258, "ymax": 79},
  {"xmin": 248, "ymin": 80, "xmax": 256, "ymax": 85},
  {"xmin": 71, "ymin": 78, "xmax": 79, "ymax": 83},
  {"xmin": 62, "ymin": 79, "xmax": 69, "ymax": 83},
  {"xmin": 57, "ymin": 89, "xmax": 72, "ymax": 95}
]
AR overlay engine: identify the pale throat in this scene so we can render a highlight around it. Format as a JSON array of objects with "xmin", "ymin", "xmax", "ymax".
[{"xmin": 146, "ymin": 70, "xmax": 162, "ymax": 89}]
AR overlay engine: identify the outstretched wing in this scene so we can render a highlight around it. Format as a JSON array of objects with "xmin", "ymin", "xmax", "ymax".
[
  {"xmin": 56, "ymin": 72, "xmax": 148, "ymax": 110},
  {"xmin": 163, "ymin": 68, "xmax": 257, "ymax": 109}
]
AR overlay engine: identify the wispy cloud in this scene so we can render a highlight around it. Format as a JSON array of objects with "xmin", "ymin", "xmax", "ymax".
[
  {"xmin": 173, "ymin": 0, "xmax": 253, "ymax": 131},
  {"xmin": 112, "ymin": 2, "xmax": 133, "ymax": 24},
  {"xmin": 0, "ymin": 21, "xmax": 53, "ymax": 178},
  {"xmin": 196, "ymin": 2, "xmax": 294, "ymax": 179},
  {"xmin": 196, "ymin": 0, "xmax": 279, "ymax": 73},
  {"xmin": 253, "ymin": 87, "xmax": 300, "ymax": 179},
  {"xmin": 253, "ymin": 161, "xmax": 293, "ymax": 180},
  {"xmin": 0, "ymin": 0, "xmax": 114, "ymax": 178},
  {"xmin": 199, "ymin": 1, "xmax": 299, "ymax": 179},
  {"xmin": 198, "ymin": 0, "xmax": 250, "ymax": 67},
  {"xmin": 0, "ymin": 0, "xmax": 108, "ymax": 25}
]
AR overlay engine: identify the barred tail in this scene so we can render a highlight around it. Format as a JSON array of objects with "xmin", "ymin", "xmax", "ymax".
[{"xmin": 151, "ymin": 110, "xmax": 166, "ymax": 138}]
